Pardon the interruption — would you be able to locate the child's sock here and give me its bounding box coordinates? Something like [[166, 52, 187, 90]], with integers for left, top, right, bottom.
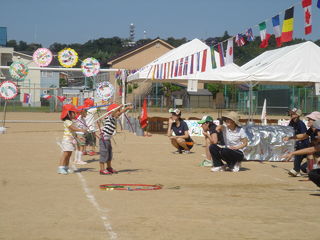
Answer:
[[74, 150, 79, 162], [78, 151, 83, 162]]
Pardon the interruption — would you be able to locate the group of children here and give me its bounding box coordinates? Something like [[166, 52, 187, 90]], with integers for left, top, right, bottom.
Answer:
[[58, 98, 132, 175]]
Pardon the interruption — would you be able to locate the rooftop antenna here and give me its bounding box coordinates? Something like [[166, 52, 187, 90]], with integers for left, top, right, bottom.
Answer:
[[143, 30, 147, 40]]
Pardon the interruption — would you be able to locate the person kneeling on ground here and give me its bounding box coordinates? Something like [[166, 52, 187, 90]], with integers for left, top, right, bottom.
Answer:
[[283, 120, 320, 188], [167, 108, 194, 154], [198, 115, 224, 164], [210, 111, 248, 172], [283, 111, 320, 176], [282, 108, 309, 177]]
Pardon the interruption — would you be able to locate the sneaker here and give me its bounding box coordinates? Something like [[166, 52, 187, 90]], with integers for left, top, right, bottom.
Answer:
[[107, 167, 118, 174], [288, 169, 301, 177], [89, 151, 96, 156], [231, 162, 241, 172], [100, 169, 112, 175], [65, 167, 74, 174], [183, 150, 191, 154], [173, 149, 182, 154], [211, 166, 225, 172], [57, 167, 68, 175]]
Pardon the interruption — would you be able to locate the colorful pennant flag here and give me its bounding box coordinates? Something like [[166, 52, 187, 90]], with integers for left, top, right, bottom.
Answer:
[[217, 43, 225, 67], [174, 60, 178, 77], [226, 39, 234, 65], [57, 96, 66, 102], [245, 28, 254, 41], [156, 64, 159, 79], [281, 6, 294, 43], [235, 34, 246, 47], [259, 21, 271, 48], [210, 46, 217, 69], [23, 93, 31, 104], [272, 15, 282, 47], [178, 58, 183, 76], [201, 49, 207, 72], [196, 52, 200, 71], [42, 94, 52, 100], [183, 56, 189, 75], [164, 63, 167, 79], [302, 0, 312, 35], [171, 61, 174, 78], [151, 65, 156, 80], [190, 54, 194, 74]]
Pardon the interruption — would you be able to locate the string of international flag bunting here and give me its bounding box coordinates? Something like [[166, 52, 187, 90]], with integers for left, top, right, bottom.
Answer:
[[147, 0, 317, 80]]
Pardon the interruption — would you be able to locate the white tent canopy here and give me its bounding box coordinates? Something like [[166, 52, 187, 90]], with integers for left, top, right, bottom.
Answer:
[[241, 41, 320, 84], [127, 38, 249, 83]]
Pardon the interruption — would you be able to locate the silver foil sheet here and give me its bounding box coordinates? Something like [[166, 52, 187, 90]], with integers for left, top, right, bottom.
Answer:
[[243, 125, 295, 161]]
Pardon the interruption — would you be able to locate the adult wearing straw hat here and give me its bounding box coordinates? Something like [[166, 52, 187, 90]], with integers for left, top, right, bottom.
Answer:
[[209, 111, 248, 172]]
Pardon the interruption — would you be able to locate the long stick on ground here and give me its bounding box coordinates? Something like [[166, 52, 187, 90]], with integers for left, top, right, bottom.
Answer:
[[93, 103, 133, 123]]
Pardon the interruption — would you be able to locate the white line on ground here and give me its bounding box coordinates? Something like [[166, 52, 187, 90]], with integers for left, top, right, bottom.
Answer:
[[72, 165, 118, 240]]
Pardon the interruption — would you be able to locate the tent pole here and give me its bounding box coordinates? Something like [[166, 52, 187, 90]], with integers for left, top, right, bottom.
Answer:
[[248, 83, 252, 121]]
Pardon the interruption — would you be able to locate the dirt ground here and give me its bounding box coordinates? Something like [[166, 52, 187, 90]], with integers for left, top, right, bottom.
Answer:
[[0, 112, 319, 240]]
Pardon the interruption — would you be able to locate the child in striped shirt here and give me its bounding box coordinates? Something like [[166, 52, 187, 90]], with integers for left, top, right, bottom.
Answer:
[[99, 103, 133, 175]]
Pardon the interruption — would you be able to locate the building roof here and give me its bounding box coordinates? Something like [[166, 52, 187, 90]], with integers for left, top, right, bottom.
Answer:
[[107, 38, 174, 65], [188, 89, 212, 96]]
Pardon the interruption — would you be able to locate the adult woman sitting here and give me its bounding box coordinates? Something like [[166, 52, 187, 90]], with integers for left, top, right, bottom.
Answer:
[[167, 108, 194, 154], [209, 111, 248, 172]]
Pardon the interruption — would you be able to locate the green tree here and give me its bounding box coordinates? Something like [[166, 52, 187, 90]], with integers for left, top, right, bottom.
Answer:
[[161, 83, 182, 107]]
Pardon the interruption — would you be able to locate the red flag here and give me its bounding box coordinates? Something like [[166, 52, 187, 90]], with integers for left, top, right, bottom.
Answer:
[[57, 96, 66, 102], [140, 98, 148, 129], [302, 0, 312, 35], [201, 49, 207, 72]]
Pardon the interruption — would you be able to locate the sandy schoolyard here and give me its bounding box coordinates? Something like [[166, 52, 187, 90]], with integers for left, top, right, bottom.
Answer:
[[0, 112, 319, 240]]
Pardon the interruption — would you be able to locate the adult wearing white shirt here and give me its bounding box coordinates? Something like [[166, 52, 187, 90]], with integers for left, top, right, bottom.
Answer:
[[210, 111, 248, 172]]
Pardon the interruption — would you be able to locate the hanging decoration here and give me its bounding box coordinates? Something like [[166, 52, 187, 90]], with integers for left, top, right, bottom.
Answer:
[[58, 48, 78, 68], [0, 81, 18, 100], [33, 48, 53, 67], [81, 57, 100, 77], [9, 61, 29, 81], [96, 81, 115, 101]]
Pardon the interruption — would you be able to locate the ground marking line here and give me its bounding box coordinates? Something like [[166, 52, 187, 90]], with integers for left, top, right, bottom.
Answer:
[[72, 165, 118, 240]]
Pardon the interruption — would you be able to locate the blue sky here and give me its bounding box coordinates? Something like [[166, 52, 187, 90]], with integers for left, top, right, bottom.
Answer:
[[0, 0, 319, 47]]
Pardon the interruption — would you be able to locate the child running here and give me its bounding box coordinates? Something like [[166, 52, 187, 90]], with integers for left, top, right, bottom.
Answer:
[[58, 104, 87, 175], [99, 103, 133, 175]]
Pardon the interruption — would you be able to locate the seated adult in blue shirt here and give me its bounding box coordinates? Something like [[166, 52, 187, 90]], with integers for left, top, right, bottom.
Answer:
[[167, 108, 194, 154], [283, 108, 309, 177]]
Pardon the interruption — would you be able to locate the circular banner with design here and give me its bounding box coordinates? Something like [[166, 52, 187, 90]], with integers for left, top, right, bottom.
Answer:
[[58, 48, 78, 68], [9, 61, 29, 80], [33, 48, 53, 67], [96, 81, 115, 101], [81, 57, 100, 77], [0, 81, 18, 100]]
